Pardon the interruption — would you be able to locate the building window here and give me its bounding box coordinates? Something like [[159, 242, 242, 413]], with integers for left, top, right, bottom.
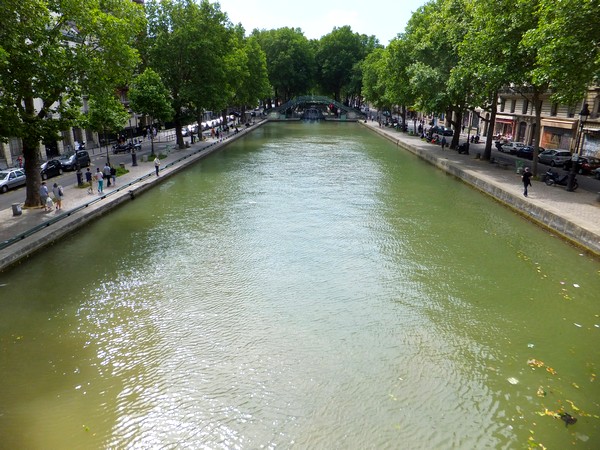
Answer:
[[522, 99, 529, 114], [510, 100, 516, 113], [550, 102, 558, 116], [567, 105, 575, 118], [500, 99, 506, 112]]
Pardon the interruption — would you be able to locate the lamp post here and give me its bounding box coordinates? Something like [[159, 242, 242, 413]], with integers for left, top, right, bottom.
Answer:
[[567, 103, 590, 192]]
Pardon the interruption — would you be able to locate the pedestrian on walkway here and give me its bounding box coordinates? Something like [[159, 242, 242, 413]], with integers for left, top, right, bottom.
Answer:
[[103, 162, 112, 187], [154, 156, 160, 176], [95, 168, 104, 193], [522, 167, 532, 197], [110, 165, 117, 186], [52, 182, 64, 211], [85, 168, 94, 193], [441, 136, 447, 150], [40, 182, 50, 210]]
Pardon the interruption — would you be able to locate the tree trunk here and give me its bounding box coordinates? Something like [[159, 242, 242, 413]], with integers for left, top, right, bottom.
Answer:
[[22, 96, 42, 208], [483, 91, 499, 161], [450, 108, 462, 149], [531, 90, 543, 176]]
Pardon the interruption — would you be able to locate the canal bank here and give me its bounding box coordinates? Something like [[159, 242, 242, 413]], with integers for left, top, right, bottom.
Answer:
[[1, 118, 599, 273], [361, 121, 600, 257], [0, 121, 267, 273]]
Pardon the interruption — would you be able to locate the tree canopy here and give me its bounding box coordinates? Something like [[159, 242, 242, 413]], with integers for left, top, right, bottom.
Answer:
[[0, 0, 144, 206]]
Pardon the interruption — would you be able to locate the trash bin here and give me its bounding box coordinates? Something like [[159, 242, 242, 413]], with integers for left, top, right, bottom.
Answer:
[[12, 203, 22, 216], [132, 153, 138, 166]]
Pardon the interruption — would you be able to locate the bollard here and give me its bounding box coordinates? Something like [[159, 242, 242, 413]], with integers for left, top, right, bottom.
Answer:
[[132, 152, 138, 166], [12, 203, 22, 216]]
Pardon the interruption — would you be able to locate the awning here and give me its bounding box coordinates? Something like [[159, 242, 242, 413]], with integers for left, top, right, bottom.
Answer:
[[541, 119, 576, 130]]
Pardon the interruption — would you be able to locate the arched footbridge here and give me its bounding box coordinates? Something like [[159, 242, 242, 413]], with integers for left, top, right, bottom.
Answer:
[[268, 96, 366, 121]]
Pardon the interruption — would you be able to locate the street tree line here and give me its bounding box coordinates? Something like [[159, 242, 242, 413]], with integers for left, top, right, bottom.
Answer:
[[1, 0, 598, 206], [361, 0, 600, 174]]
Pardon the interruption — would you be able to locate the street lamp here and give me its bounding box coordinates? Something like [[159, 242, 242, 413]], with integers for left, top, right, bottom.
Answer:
[[567, 103, 590, 192]]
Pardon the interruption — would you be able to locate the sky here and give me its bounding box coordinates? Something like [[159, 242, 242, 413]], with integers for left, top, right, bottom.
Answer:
[[215, 0, 429, 45]]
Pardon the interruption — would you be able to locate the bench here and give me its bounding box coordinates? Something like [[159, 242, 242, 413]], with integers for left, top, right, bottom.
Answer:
[[492, 156, 513, 169]]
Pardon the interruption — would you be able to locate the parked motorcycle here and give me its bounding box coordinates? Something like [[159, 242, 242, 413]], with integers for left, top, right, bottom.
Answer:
[[112, 142, 141, 154], [544, 169, 578, 190]]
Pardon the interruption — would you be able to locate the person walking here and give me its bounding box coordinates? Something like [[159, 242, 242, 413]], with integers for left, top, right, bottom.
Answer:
[[40, 182, 50, 211], [85, 168, 94, 194], [110, 165, 117, 186], [95, 168, 104, 193], [441, 136, 447, 150], [52, 182, 64, 211], [103, 162, 112, 187], [522, 167, 533, 197], [154, 156, 160, 176]]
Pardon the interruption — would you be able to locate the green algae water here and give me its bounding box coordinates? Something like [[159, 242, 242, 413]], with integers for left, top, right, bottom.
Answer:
[[0, 122, 599, 449]]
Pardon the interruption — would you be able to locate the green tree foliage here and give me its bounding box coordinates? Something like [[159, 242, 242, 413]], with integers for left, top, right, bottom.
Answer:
[[315, 26, 369, 102], [253, 28, 316, 103], [0, 0, 144, 206], [128, 68, 174, 155], [523, 0, 600, 106], [144, 0, 233, 148], [83, 94, 131, 162]]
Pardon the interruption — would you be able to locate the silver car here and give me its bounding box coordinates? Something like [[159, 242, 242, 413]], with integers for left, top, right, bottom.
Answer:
[[537, 149, 572, 167], [0, 168, 27, 193]]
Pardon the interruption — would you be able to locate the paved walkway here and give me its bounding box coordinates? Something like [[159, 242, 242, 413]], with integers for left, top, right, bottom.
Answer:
[[1, 119, 599, 272], [361, 120, 600, 256]]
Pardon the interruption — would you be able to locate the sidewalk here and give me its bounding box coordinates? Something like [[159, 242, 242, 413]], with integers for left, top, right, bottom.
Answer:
[[0, 123, 263, 272], [362, 120, 600, 256]]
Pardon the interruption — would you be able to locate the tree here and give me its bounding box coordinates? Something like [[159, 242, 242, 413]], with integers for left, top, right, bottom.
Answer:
[[524, 0, 600, 106], [253, 27, 316, 103], [144, 0, 233, 149], [0, 0, 144, 207], [315, 26, 366, 102], [82, 94, 131, 165], [128, 68, 174, 156]]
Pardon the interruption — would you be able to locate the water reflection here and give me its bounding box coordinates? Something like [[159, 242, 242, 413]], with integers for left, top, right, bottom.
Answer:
[[0, 122, 598, 449]]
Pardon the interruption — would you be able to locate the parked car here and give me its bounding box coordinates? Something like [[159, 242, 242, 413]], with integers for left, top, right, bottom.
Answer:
[[429, 125, 453, 136], [499, 141, 526, 154], [40, 159, 63, 180], [581, 156, 600, 174], [0, 168, 26, 193], [516, 146, 545, 160], [59, 150, 91, 171], [537, 149, 572, 167], [594, 167, 600, 180]]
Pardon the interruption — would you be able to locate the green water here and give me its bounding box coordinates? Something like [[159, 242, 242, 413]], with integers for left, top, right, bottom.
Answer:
[[1, 122, 599, 449]]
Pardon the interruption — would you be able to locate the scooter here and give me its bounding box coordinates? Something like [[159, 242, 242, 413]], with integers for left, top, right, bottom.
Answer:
[[544, 169, 578, 190]]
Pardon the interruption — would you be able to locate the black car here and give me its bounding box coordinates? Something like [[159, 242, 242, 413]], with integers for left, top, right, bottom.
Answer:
[[60, 150, 91, 171], [429, 125, 453, 136], [515, 146, 545, 160], [40, 159, 63, 180]]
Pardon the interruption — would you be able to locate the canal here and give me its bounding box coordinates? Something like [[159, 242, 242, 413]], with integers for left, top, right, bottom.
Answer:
[[1, 122, 599, 449]]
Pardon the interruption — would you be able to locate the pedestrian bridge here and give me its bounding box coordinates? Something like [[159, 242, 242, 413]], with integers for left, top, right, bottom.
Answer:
[[268, 96, 365, 121]]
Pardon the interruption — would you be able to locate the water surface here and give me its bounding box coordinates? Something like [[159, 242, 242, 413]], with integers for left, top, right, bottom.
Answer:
[[1, 122, 599, 449]]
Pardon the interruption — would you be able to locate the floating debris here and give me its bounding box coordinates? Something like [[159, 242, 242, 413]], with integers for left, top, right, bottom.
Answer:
[[573, 284, 580, 288], [560, 412, 577, 427], [528, 343, 535, 348], [507, 377, 519, 385], [536, 386, 546, 397], [574, 323, 582, 328]]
